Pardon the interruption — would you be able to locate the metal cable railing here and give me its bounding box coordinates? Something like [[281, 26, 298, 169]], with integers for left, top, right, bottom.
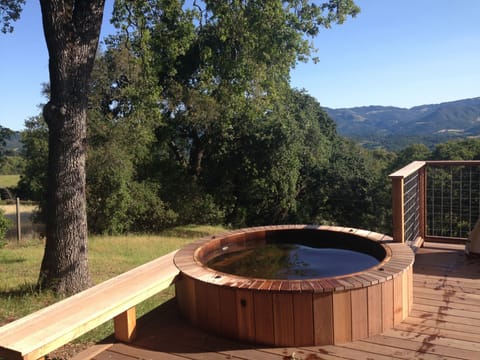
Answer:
[[390, 161, 480, 245], [427, 164, 480, 240], [403, 171, 420, 246]]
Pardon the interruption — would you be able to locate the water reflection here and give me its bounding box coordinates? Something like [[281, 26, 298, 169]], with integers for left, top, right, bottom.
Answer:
[[207, 243, 379, 279]]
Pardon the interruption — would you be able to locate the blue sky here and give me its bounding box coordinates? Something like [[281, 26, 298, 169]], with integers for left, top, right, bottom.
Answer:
[[1, 0, 479, 131]]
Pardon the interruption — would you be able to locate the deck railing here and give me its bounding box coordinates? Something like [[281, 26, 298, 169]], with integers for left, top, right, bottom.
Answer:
[[389, 160, 480, 247]]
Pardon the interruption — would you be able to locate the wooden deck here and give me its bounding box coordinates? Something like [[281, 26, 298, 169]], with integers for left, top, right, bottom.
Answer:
[[76, 242, 480, 360]]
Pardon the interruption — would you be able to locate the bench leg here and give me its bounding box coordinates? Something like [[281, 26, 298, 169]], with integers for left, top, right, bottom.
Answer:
[[114, 307, 136, 342]]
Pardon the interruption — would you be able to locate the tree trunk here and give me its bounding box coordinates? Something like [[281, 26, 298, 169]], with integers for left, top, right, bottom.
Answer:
[[38, 0, 105, 295]]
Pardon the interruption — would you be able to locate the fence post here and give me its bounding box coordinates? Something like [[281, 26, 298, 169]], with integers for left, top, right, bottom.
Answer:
[[16, 197, 21, 243]]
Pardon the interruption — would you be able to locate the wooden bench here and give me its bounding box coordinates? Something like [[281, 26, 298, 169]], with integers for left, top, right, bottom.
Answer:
[[0, 250, 179, 360]]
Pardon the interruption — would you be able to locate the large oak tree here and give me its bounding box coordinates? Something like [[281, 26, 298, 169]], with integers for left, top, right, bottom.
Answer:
[[2, 0, 106, 294], [37, 0, 106, 294]]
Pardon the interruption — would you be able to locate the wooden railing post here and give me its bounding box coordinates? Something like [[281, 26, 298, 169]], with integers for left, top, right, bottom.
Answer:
[[418, 166, 426, 240], [391, 176, 405, 243], [389, 161, 427, 244]]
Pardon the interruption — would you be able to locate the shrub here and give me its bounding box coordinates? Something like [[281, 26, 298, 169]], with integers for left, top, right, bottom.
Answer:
[[0, 209, 12, 246]]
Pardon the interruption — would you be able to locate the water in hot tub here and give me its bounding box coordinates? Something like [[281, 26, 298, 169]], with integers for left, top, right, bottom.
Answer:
[[207, 243, 380, 279]]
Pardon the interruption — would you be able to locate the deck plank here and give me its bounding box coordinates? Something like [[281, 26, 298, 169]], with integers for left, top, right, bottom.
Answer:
[[403, 315, 480, 334], [342, 339, 459, 360], [363, 333, 480, 359], [366, 329, 480, 359], [74, 242, 480, 360]]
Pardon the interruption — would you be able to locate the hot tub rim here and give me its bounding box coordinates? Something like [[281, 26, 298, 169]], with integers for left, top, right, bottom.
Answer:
[[173, 224, 414, 294]]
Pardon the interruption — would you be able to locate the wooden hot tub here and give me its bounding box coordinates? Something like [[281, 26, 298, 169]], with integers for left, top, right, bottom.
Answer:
[[174, 225, 414, 346]]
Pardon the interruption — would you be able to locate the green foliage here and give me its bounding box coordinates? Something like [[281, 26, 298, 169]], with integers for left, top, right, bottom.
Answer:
[[217, 103, 303, 226], [0, 126, 12, 145], [132, 1, 358, 227], [86, 142, 178, 234], [0, 156, 24, 175], [0, 0, 24, 33], [432, 138, 480, 160], [86, 37, 177, 234], [0, 127, 24, 175], [0, 125, 13, 168], [315, 140, 376, 227], [126, 181, 178, 232], [16, 116, 48, 203], [86, 143, 135, 234], [0, 209, 11, 245], [388, 143, 432, 173]]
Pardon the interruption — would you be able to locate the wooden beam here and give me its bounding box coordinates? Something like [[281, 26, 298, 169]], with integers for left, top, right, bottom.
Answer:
[[389, 161, 426, 179], [391, 177, 405, 243], [114, 307, 136, 342]]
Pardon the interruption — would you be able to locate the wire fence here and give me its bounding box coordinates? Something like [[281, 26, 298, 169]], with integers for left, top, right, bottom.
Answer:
[[403, 171, 421, 246], [427, 164, 480, 239]]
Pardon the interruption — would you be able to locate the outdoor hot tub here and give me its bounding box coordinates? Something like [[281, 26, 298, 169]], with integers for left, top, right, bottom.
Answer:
[[174, 225, 414, 346]]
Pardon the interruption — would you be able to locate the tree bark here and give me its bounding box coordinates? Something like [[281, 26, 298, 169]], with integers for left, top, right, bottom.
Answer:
[[38, 0, 105, 295]]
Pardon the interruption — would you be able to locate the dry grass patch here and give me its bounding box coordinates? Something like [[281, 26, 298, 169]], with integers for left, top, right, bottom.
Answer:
[[1, 204, 39, 216], [88, 225, 224, 281], [0, 204, 44, 241], [0, 175, 20, 188]]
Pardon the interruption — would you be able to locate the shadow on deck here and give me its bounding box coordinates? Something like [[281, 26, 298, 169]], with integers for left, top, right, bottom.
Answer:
[[77, 242, 480, 360]]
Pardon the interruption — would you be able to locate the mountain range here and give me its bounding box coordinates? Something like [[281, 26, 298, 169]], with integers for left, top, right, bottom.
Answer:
[[3, 98, 480, 153], [324, 97, 480, 150]]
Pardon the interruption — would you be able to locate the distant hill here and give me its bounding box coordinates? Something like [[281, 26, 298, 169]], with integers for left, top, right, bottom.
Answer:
[[4, 97, 480, 153], [324, 97, 480, 150], [4, 131, 22, 154]]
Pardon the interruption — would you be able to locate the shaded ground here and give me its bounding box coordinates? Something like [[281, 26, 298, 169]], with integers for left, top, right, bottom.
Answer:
[[46, 343, 95, 360]]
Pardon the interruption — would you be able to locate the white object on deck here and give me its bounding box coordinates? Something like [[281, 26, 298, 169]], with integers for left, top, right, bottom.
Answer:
[[466, 218, 480, 255]]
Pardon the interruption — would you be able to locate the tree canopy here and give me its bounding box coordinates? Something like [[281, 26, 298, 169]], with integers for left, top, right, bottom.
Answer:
[[7, 0, 365, 294]]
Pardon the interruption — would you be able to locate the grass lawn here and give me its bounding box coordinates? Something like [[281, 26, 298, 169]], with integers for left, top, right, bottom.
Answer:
[[0, 225, 226, 344], [0, 175, 20, 188]]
